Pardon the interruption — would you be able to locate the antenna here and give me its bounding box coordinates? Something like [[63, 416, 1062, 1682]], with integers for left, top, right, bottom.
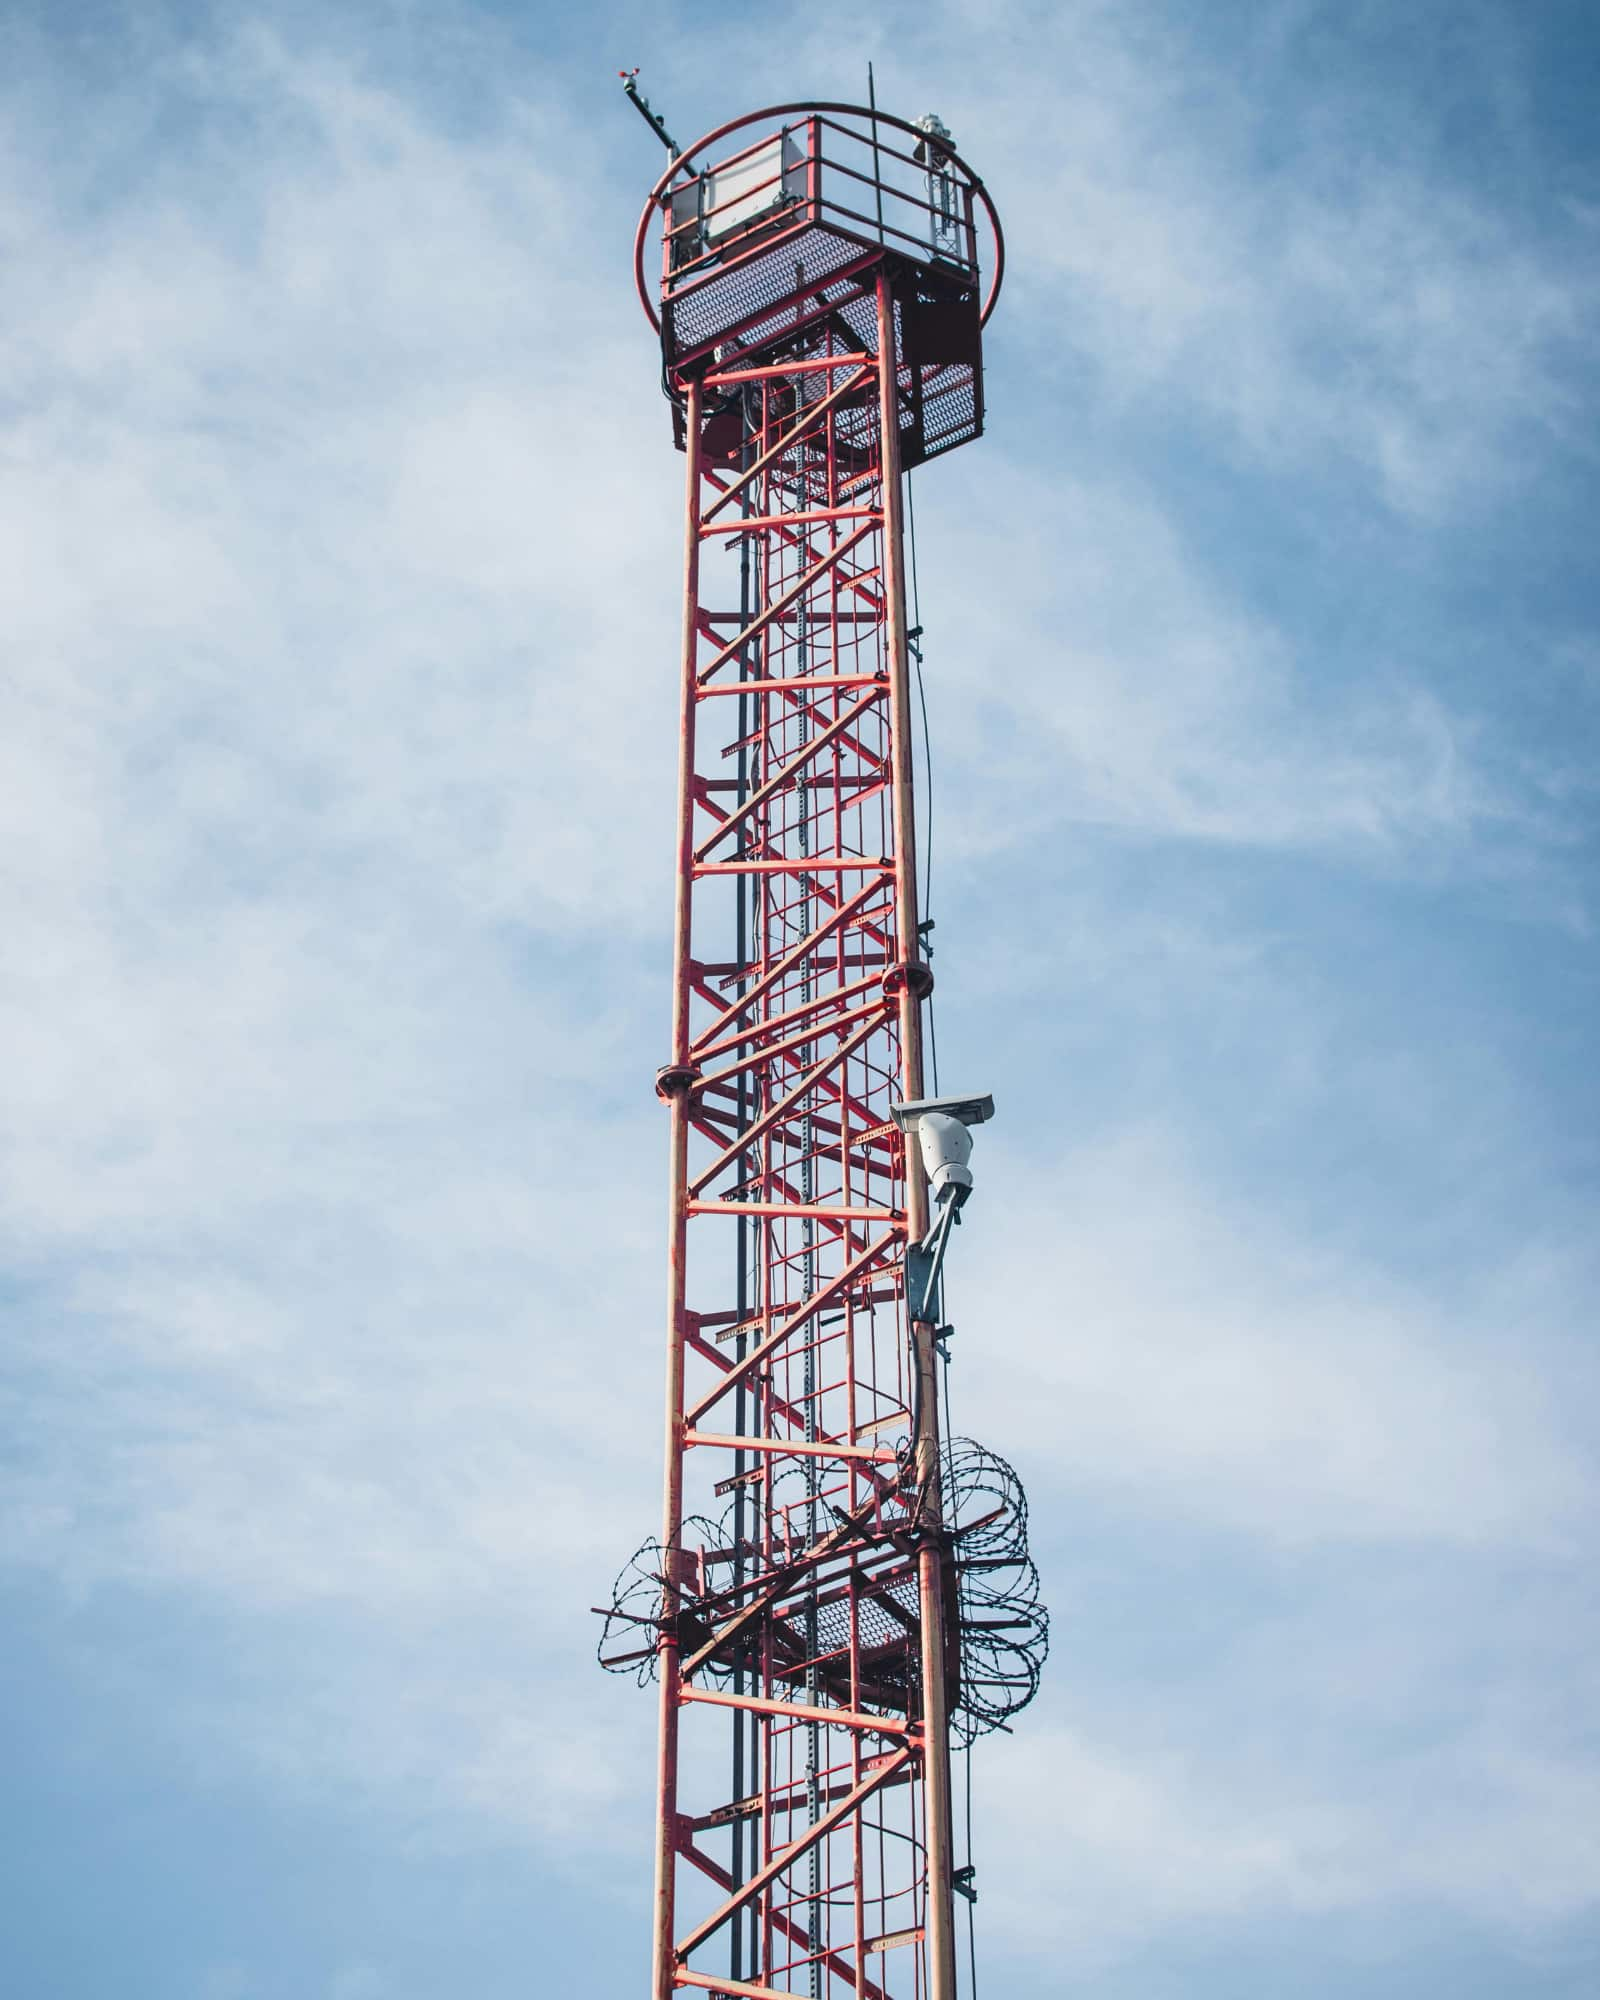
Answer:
[[867, 61, 887, 242], [618, 68, 694, 173]]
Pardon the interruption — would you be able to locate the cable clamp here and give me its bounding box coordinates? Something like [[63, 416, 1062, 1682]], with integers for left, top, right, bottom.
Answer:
[[881, 961, 935, 1002], [654, 1062, 702, 1103]]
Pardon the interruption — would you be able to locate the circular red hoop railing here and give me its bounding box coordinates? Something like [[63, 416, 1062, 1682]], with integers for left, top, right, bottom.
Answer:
[[633, 100, 1005, 341]]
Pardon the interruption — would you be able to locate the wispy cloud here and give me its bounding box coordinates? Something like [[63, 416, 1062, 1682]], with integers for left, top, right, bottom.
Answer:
[[0, 6, 1594, 1995], [961, 1129, 1594, 1549], [924, 457, 1532, 865], [931, 0, 1596, 516]]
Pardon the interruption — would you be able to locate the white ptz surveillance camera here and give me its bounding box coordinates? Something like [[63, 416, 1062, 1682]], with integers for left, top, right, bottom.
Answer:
[[912, 111, 955, 166], [890, 1094, 995, 1208], [916, 1113, 975, 1205]]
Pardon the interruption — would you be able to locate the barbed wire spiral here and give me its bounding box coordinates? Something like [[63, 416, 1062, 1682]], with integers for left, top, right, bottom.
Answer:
[[596, 1437, 1046, 1741], [943, 1437, 1049, 1744], [595, 1510, 722, 1687]]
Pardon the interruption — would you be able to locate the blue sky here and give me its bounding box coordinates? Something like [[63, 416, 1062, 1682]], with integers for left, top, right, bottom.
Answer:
[[1, 2, 1596, 1996]]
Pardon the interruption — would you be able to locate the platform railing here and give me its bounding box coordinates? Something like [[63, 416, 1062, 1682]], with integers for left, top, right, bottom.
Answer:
[[660, 111, 980, 300]]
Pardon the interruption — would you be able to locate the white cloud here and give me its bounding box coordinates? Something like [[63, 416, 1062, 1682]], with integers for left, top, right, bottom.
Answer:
[[958, 1130, 1594, 1550], [975, 1724, 1358, 1951], [0, 10, 1592, 1990], [928, 0, 1595, 515], [0, 25, 670, 1857], [973, 1710, 1600, 1963], [923, 457, 1522, 865], [329, 1969, 384, 2000], [934, 1120, 1600, 1964], [201, 1969, 255, 2000]]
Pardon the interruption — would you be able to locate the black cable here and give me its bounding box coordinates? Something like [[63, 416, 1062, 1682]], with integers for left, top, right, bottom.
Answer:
[[906, 469, 940, 1093], [907, 463, 923, 627], [964, 1736, 979, 1998], [913, 460, 967, 1984], [940, 1319, 980, 1995]]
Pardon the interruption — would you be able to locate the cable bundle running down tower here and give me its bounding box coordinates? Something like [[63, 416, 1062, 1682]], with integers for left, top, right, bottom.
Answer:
[[600, 95, 1044, 2000]]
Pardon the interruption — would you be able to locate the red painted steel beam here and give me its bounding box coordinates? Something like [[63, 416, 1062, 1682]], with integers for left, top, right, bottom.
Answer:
[[678, 1842, 895, 2000], [682, 1685, 915, 1740], [683, 1432, 900, 1465], [673, 1749, 913, 1962]]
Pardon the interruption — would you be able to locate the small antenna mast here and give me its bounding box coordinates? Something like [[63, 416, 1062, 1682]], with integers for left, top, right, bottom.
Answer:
[[867, 61, 887, 244], [619, 69, 696, 174]]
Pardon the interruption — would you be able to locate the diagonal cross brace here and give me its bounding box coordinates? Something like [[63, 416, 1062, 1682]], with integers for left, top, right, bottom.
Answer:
[[674, 1747, 913, 1966], [695, 524, 876, 687], [686, 1010, 886, 1198], [697, 995, 881, 1096], [693, 684, 887, 863], [693, 971, 880, 1067], [676, 1843, 894, 2000], [683, 1228, 900, 1429], [688, 874, 892, 1063], [701, 365, 872, 524]]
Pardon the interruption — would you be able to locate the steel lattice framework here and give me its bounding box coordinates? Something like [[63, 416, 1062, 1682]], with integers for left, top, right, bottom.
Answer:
[[599, 102, 1037, 2000]]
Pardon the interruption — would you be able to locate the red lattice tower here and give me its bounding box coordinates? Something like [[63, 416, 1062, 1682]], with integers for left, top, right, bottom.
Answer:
[[600, 101, 1038, 2000]]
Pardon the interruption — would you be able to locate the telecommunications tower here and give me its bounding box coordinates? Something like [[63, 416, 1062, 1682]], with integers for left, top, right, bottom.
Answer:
[[599, 93, 1047, 2000]]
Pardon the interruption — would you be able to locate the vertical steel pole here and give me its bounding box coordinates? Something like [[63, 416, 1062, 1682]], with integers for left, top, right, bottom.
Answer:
[[911, 1314, 957, 1997], [730, 395, 755, 1994], [875, 272, 924, 993], [875, 267, 959, 2000], [654, 373, 704, 2000]]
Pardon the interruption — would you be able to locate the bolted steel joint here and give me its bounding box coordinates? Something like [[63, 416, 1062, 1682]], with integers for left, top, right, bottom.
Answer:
[[654, 1061, 702, 1103], [881, 960, 935, 1002]]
